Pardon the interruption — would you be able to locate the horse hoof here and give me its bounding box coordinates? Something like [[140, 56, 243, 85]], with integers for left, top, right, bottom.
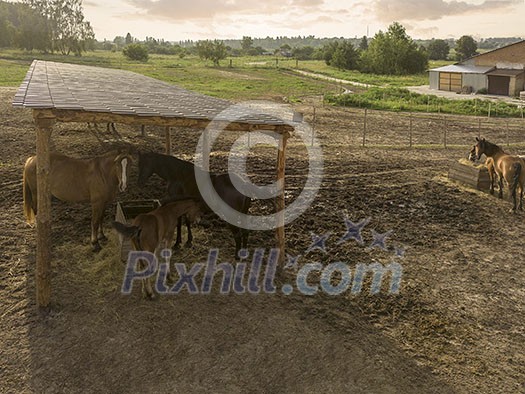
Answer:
[[144, 291, 157, 300], [185, 242, 193, 249], [171, 243, 181, 250], [98, 234, 108, 242], [92, 243, 102, 253]]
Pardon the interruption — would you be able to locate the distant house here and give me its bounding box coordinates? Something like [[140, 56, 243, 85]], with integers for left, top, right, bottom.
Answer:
[[429, 40, 525, 96]]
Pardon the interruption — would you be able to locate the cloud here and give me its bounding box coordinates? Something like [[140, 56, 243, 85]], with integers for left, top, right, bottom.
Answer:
[[124, 0, 325, 21], [372, 0, 521, 22]]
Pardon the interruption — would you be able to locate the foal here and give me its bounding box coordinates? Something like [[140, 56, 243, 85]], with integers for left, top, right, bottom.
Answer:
[[469, 145, 498, 195], [113, 198, 206, 298]]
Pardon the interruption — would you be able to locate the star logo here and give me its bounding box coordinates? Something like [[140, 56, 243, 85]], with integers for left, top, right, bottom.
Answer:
[[338, 216, 371, 245], [285, 254, 301, 269], [369, 229, 393, 251], [305, 232, 331, 254], [394, 246, 406, 258]]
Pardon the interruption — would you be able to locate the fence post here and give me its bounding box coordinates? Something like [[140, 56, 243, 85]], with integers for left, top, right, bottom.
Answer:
[[488, 102, 491, 118], [506, 121, 510, 147], [311, 106, 316, 147], [362, 108, 367, 147], [478, 118, 481, 138], [443, 115, 447, 148], [409, 112, 413, 148]]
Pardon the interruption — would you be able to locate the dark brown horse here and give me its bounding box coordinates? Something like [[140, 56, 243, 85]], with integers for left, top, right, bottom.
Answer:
[[137, 151, 251, 255], [23, 150, 132, 251], [113, 198, 206, 298], [473, 138, 524, 211]]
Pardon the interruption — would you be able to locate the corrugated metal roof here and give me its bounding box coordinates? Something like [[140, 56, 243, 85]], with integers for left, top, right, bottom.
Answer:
[[12, 60, 290, 129], [429, 64, 495, 74], [486, 69, 525, 77]]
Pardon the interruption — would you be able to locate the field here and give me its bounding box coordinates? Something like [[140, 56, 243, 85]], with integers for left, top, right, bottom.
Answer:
[[1, 75, 525, 393]]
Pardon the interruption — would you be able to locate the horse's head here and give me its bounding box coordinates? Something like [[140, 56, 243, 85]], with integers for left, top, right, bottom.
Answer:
[[115, 153, 132, 192], [137, 151, 154, 187], [474, 137, 488, 160]]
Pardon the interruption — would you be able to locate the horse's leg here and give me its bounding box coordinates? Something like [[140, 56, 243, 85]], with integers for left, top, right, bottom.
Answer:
[[172, 217, 182, 249], [231, 225, 242, 259], [498, 176, 504, 199], [97, 204, 108, 242], [519, 185, 523, 211], [91, 202, 105, 252], [185, 217, 193, 248], [489, 169, 494, 195]]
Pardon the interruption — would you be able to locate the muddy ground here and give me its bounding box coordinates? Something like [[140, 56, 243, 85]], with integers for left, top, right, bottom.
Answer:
[[1, 86, 524, 393]]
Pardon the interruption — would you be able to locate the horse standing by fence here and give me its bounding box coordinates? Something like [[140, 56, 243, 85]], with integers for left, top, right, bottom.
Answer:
[[23, 150, 132, 251], [137, 151, 251, 255], [473, 137, 524, 211]]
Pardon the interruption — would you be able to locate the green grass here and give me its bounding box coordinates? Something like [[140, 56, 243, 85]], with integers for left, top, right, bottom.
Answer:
[[0, 49, 334, 101], [326, 86, 524, 118]]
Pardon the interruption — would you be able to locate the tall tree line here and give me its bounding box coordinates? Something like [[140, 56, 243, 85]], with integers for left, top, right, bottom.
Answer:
[[0, 0, 94, 55]]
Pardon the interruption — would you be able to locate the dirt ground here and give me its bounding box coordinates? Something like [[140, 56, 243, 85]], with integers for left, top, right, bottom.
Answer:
[[1, 86, 524, 393]]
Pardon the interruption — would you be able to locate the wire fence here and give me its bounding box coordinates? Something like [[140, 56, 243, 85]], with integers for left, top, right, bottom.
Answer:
[[306, 105, 525, 149]]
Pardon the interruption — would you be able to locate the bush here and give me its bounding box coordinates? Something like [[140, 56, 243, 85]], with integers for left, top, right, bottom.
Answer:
[[122, 43, 149, 61]]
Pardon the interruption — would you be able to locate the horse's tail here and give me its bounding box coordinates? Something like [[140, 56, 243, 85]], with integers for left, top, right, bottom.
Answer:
[[23, 159, 35, 224], [512, 161, 522, 195], [112, 221, 140, 239]]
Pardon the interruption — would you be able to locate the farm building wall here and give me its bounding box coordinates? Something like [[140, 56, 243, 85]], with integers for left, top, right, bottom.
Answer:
[[462, 73, 487, 92], [429, 71, 439, 89], [469, 40, 525, 69], [510, 74, 525, 96]]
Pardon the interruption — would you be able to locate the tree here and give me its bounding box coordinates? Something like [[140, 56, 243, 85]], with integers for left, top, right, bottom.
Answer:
[[123, 43, 149, 61], [322, 41, 340, 65], [0, 1, 50, 51], [455, 35, 477, 61], [23, 0, 95, 55], [241, 36, 253, 54], [331, 41, 359, 70], [427, 39, 450, 60], [125, 32, 133, 45], [196, 40, 227, 66], [359, 36, 368, 51], [360, 22, 428, 75], [292, 46, 315, 60]]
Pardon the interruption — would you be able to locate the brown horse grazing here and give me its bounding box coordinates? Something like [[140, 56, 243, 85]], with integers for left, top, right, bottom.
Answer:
[[112, 198, 206, 298], [469, 145, 498, 195], [23, 151, 132, 251], [473, 137, 524, 211]]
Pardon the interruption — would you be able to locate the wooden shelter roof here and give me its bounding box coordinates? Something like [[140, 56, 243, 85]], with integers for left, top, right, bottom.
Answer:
[[13, 60, 293, 133]]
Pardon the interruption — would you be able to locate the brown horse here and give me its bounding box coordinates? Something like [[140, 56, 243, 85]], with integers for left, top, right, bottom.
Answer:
[[23, 150, 132, 251], [112, 198, 206, 298], [473, 137, 524, 211], [468, 145, 498, 195]]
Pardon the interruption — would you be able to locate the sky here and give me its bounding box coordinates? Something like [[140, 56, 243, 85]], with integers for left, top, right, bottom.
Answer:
[[77, 0, 525, 41]]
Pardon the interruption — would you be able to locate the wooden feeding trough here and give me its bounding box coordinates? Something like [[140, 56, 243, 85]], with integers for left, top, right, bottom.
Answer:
[[115, 200, 160, 261], [448, 159, 491, 191]]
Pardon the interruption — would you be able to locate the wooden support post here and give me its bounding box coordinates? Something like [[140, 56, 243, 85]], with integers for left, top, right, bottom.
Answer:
[[202, 129, 210, 171], [165, 127, 171, 155], [276, 134, 288, 265], [34, 111, 55, 308]]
